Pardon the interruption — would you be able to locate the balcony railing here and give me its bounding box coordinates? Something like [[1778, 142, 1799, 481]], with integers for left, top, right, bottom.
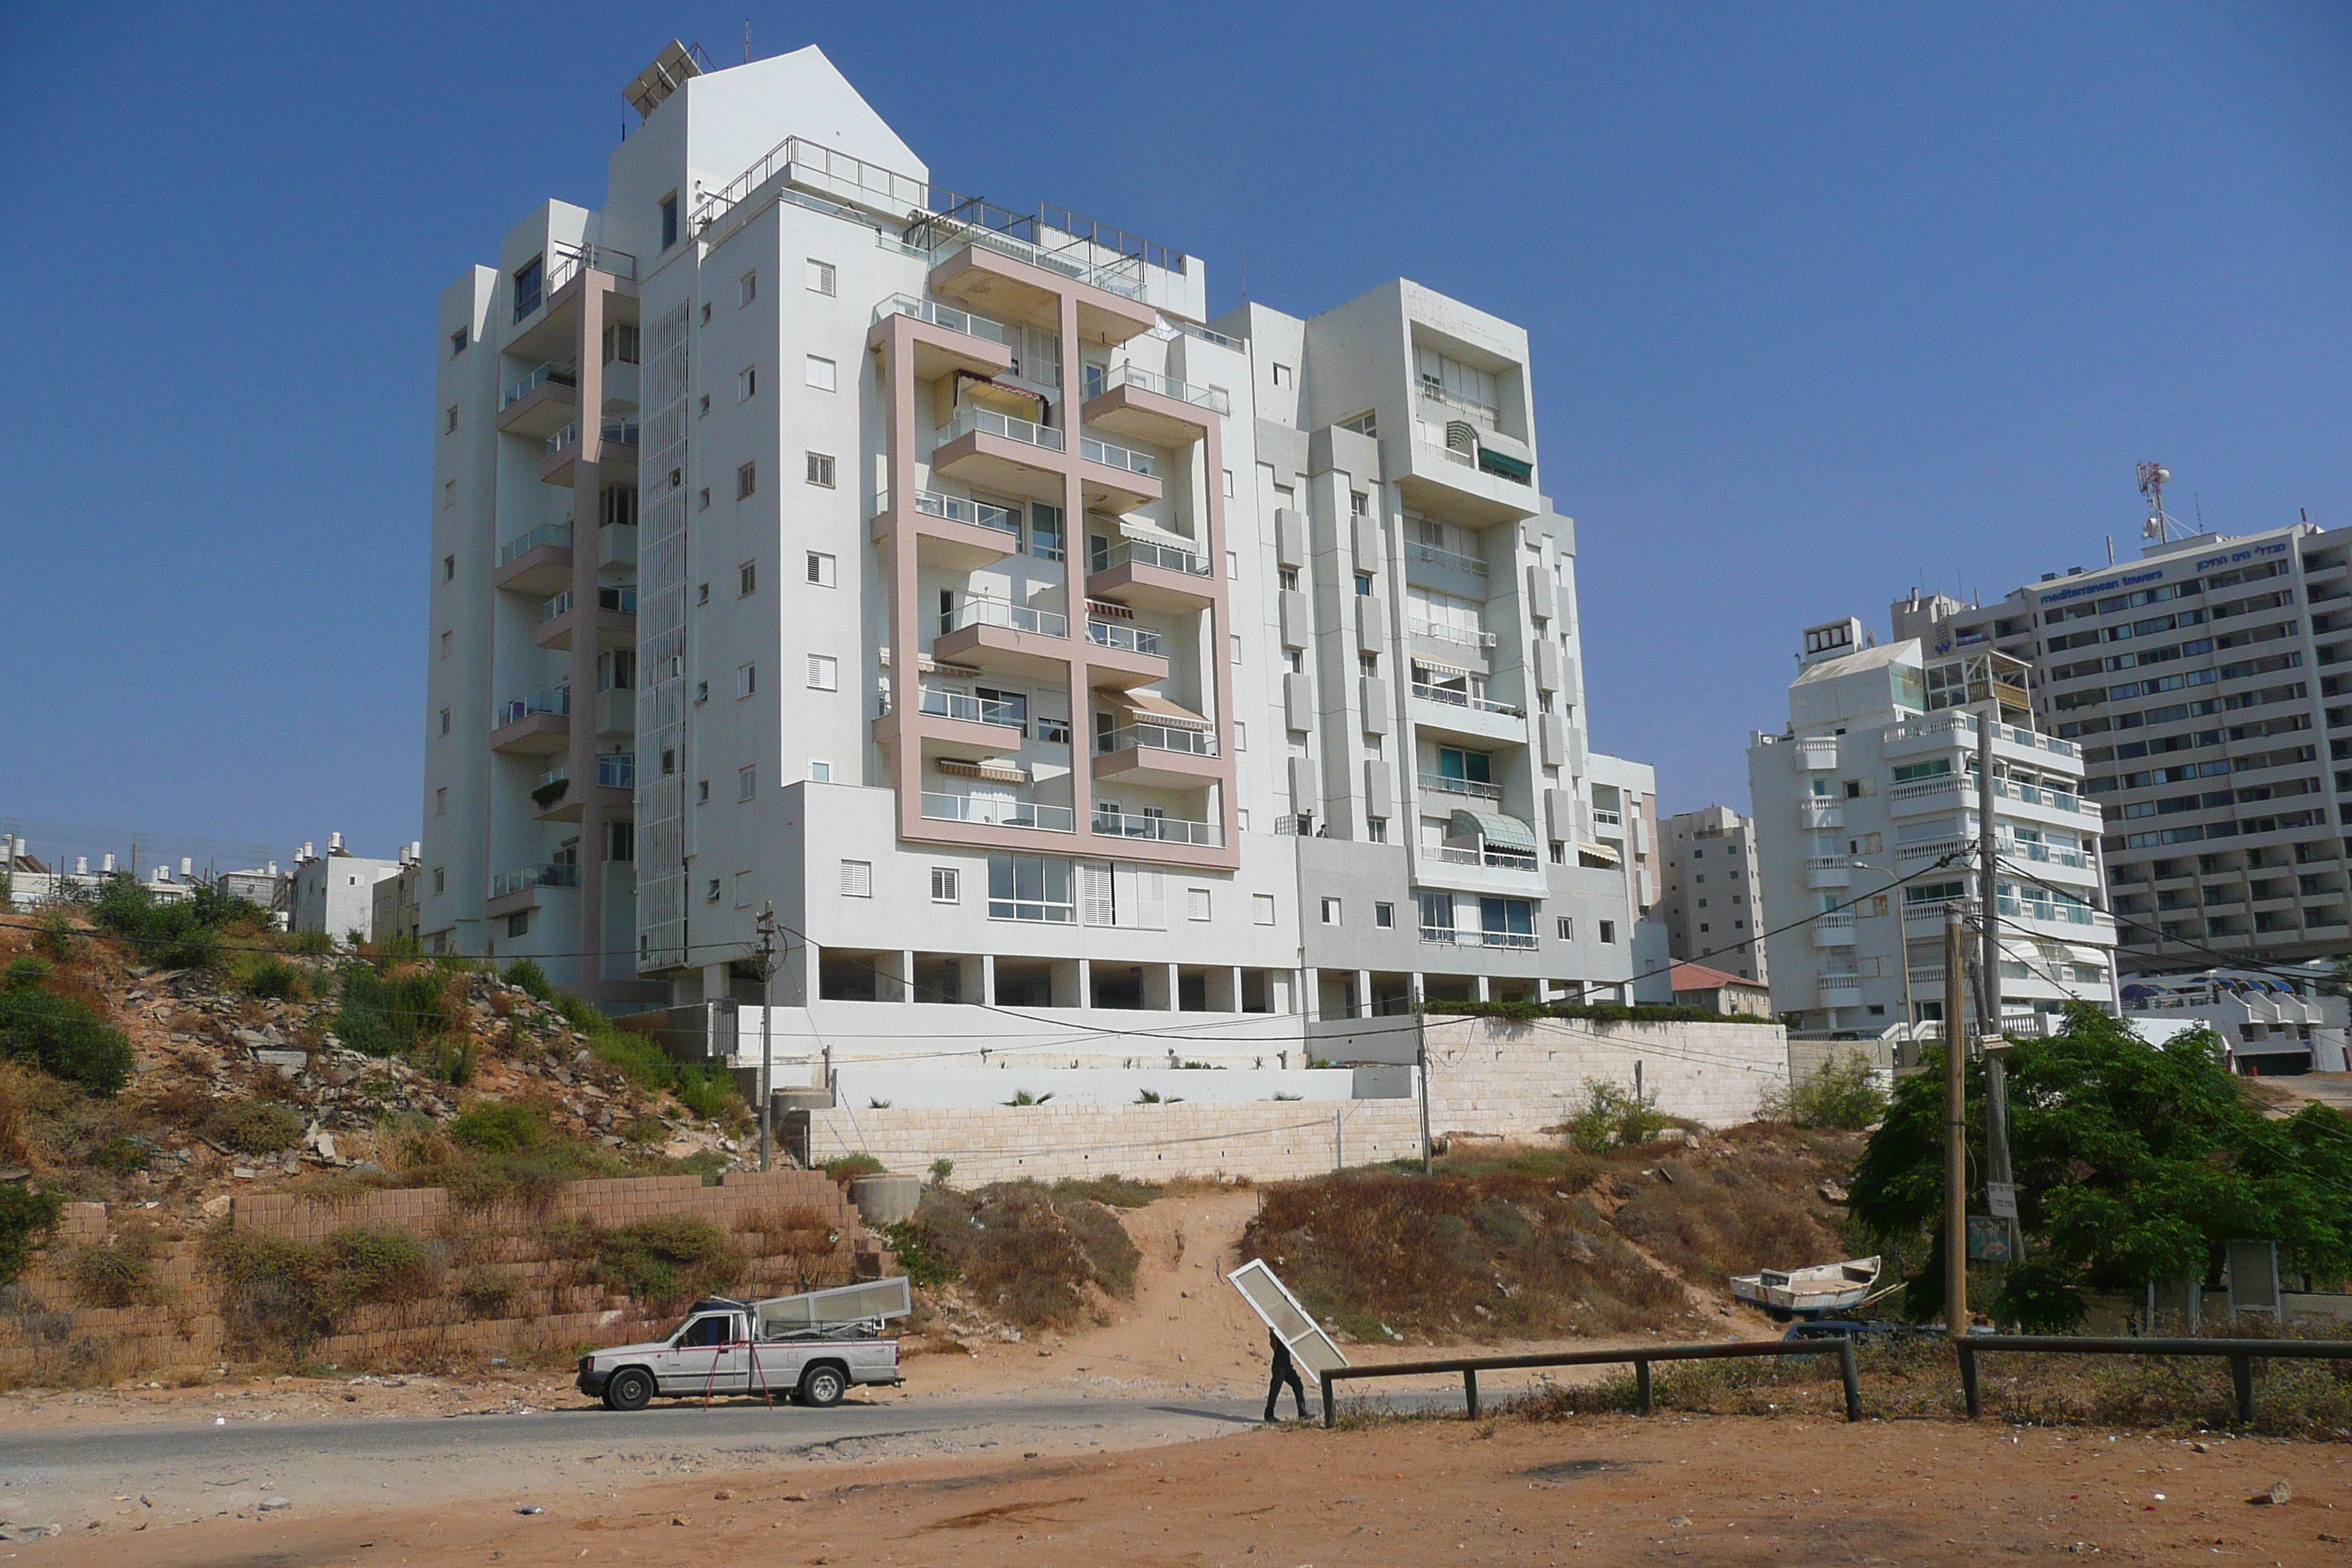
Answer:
[[1411, 681, 1523, 717], [1083, 362, 1232, 415], [1407, 617, 1496, 649], [919, 793, 1074, 832], [1419, 772, 1503, 803], [2005, 840, 2090, 869], [911, 489, 1019, 537], [502, 362, 578, 407], [495, 685, 570, 728], [1420, 926, 1538, 949], [1591, 808, 1623, 827], [497, 524, 573, 566], [1090, 537, 1211, 577], [490, 862, 580, 899], [541, 591, 572, 623], [549, 242, 637, 289], [1997, 894, 2099, 927], [1993, 777, 2093, 817], [919, 687, 1026, 730], [874, 293, 1012, 347], [597, 752, 636, 788], [603, 418, 640, 446], [939, 598, 1068, 638], [939, 405, 1066, 453], [1079, 436, 1156, 477], [1409, 541, 1488, 575], [1417, 379, 1501, 425], [1092, 811, 1224, 846], [1433, 845, 1537, 871], [1086, 619, 1163, 656], [1096, 723, 1217, 758]]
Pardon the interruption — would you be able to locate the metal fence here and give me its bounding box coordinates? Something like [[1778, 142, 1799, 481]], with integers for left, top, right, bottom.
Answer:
[[1955, 1334, 2352, 1423], [1317, 1338, 1862, 1427]]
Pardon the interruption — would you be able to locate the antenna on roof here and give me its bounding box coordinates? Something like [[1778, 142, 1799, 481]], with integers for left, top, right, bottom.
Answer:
[[2137, 461, 2186, 543], [744, 19, 752, 64]]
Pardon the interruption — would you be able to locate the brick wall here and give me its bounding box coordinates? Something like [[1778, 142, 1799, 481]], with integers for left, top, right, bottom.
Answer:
[[1422, 1014, 1790, 1137], [804, 1098, 1425, 1185]]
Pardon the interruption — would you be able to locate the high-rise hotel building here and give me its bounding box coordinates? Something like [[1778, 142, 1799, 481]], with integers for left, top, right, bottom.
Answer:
[[419, 43, 1656, 1042]]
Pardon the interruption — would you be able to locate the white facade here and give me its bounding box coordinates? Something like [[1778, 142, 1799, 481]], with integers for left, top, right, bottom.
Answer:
[[418, 43, 1658, 1070], [1748, 617, 2120, 1038], [1658, 805, 1768, 985], [290, 837, 406, 943], [2124, 964, 2350, 1075], [1891, 522, 2351, 972]]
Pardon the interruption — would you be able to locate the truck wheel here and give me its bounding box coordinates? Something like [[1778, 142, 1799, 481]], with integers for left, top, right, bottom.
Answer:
[[798, 1365, 847, 1409], [606, 1367, 655, 1412]]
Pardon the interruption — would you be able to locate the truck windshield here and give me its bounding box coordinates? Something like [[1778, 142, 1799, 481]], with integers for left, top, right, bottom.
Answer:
[[678, 1315, 734, 1348]]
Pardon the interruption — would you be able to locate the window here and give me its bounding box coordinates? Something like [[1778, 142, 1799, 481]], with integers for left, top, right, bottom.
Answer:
[[805, 355, 836, 391], [444, 404, 458, 434], [1237, 808, 1251, 832], [512, 255, 543, 320], [508, 911, 531, 938], [1273, 363, 1293, 388], [698, 393, 710, 418], [694, 680, 709, 704], [931, 867, 960, 903], [736, 663, 757, 698], [1254, 893, 1277, 925], [988, 853, 1074, 922], [697, 487, 711, 510], [1284, 649, 1305, 674], [1278, 567, 1300, 592], [432, 867, 445, 895], [1028, 503, 1064, 562], [739, 560, 757, 597], [1351, 490, 1370, 516], [1366, 817, 1388, 843], [805, 451, 835, 488], [1356, 573, 1373, 596], [699, 301, 712, 325], [603, 322, 638, 364], [706, 878, 722, 902], [737, 366, 757, 401], [441, 553, 456, 583], [840, 859, 872, 898], [438, 630, 451, 661], [736, 462, 757, 500], [697, 582, 711, 605], [1550, 840, 1567, 865], [1232, 634, 1243, 664], [660, 747, 676, 775], [1223, 469, 1236, 497], [442, 480, 456, 509], [806, 258, 835, 295], [605, 821, 634, 862], [807, 655, 839, 690], [808, 761, 832, 783], [1188, 887, 1212, 921], [806, 551, 836, 586], [659, 192, 678, 250], [1321, 897, 1342, 925], [738, 766, 757, 802], [434, 787, 447, 817], [437, 707, 451, 736], [734, 872, 752, 908], [1598, 919, 1616, 945], [1234, 721, 1247, 750], [697, 780, 710, 803], [1374, 902, 1395, 929], [449, 328, 468, 358], [1556, 916, 1574, 941], [739, 271, 758, 306]]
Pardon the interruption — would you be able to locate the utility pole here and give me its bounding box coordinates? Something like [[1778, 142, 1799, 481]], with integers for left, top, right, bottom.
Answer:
[[1943, 900, 1970, 1337], [1978, 699, 2019, 1267], [754, 904, 778, 1172]]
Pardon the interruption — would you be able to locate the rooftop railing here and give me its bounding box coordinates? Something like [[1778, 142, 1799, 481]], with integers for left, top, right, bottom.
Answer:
[[1083, 362, 1231, 415], [938, 405, 1066, 453], [1092, 811, 1223, 847], [873, 293, 1012, 347], [939, 598, 1068, 638]]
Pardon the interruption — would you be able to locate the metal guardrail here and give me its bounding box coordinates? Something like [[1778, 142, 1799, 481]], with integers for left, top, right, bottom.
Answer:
[[1319, 1338, 1862, 1428], [1955, 1335, 2352, 1424]]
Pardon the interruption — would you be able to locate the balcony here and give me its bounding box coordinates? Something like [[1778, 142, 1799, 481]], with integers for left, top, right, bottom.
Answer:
[[878, 488, 1023, 568], [931, 406, 1068, 504], [1398, 431, 1542, 527], [1420, 926, 1539, 951], [919, 793, 1075, 833], [1805, 856, 1853, 888], [1091, 810, 1224, 848], [920, 687, 1028, 732], [492, 523, 573, 595], [932, 597, 1071, 679], [1431, 845, 1541, 872], [927, 233, 1158, 346], [495, 362, 578, 438], [489, 685, 570, 755], [1799, 798, 1845, 828], [540, 418, 641, 487], [535, 584, 637, 652], [870, 294, 1017, 381], [1077, 434, 1162, 510], [1419, 772, 1504, 804], [1408, 618, 1497, 652], [1081, 363, 1226, 445], [488, 861, 580, 916], [1406, 540, 1489, 579], [1086, 536, 1216, 614], [1795, 738, 1839, 771], [1813, 913, 1858, 947], [1082, 611, 1170, 690], [1409, 674, 1526, 745], [1093, 721, 1222, 789]]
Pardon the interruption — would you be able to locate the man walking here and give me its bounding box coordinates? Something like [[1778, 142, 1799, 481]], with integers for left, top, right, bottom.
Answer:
[[1263, 1327, 1309, 1422]]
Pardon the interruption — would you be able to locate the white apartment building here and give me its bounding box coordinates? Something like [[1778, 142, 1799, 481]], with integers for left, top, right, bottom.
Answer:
[[289, 834, 409, 943], [1891, 521, 2352, 973], [418, 42, 1656, 1061], [1658, 805, 1768, 986], [1749, 618, 2120, 1038], [2122, 964, 2350, 1076]]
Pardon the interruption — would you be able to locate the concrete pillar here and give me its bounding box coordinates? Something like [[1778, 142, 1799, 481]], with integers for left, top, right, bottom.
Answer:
[[700, 962, 730, 1006], [1355, 969, 1374, 1019], [979, 952, 998, 1006], [1474, 974, 1492, 1002], [1208, 965, 1240, 1012], [1142, 962, 1177, 1012], [1302, 968, 1322, 1019], [1074, 957, 1093, 1009], [899, 949, 917, 1003]]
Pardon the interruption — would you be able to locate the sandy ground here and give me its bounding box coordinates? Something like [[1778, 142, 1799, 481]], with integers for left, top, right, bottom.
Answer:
[[18, 1413, 2352, 1567]]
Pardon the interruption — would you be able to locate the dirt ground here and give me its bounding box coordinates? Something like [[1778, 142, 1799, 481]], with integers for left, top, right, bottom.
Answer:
[[23, 1413, 2352, 1567]]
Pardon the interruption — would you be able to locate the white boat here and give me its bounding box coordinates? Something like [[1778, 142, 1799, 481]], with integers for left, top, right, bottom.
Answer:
[[1730, 1255, 1882, 1317]]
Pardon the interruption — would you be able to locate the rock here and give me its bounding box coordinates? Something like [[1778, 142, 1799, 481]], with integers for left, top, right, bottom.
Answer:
[[257, 1496, 291, 1512], [514, 1505, 545, 1515], [230, 1167, 257, 1180], [201, 1194, 233, 1218], [0, 1523, 61, 1542], [712, 1490, 733, 1501], [2248, 1482, 2292, 1506], [1818, 1181, 1850, 1203]]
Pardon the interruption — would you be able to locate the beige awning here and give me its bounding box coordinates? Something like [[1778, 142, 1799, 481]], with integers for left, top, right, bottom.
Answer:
[[960, 374, 1047, 418], [1115, 690, 1213, 731], [1578, 840, 1623, 867], [935, 758, 1028, 783], [1411, 657, 1472, 680]]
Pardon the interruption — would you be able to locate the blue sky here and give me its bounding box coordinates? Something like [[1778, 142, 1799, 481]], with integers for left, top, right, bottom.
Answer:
[[3, 1, 2347, 856]]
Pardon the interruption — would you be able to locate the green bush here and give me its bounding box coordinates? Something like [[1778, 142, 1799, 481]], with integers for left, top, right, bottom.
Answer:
[[333, 965, 460, 1056], [0, 1186, 64, 1289], [824, 1153, 884, 1183], [502, 959, 554, 1000], [456, 1264, 519, 1317], [205, 1229, 334, 1351], [672, 1065, 745, 1123], [324, 1225, 437, 1304], [549, 991, 677, 1090], [1561, 1079, 1673, 1153], [87, 878, 265, 970], [0, 959, 133, 1096], [71, 1228, 166, 1308], [448, 1101, 551, 1154], [592, 1215, 737, 1305], [1760, 1051, 1888, 1131], [234, 954, 306, 1002], [208, 1101, 303, 1155], [879, 1219, 958, 1288]]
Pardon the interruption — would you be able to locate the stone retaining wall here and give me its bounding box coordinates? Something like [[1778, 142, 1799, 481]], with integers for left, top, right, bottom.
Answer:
[[1421, 1014, 1790, 1137]]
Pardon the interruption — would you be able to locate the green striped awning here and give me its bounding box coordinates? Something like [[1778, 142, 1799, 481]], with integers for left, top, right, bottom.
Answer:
[[1450, 809, 1538, 853], [1477, 448, 1532, 480]]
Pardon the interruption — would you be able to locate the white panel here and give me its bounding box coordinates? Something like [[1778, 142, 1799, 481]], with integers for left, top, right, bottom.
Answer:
[[1226, 1259, 1349, 1377], [1080, 861, 1115, 927]]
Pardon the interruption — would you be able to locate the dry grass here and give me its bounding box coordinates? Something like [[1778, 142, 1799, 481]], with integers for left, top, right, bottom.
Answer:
[[909, 1181, 1143, 1330]]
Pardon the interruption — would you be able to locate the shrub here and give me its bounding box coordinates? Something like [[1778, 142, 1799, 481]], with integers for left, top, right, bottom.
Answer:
[[905, 1183, 1140, 1329], [0, 960, 133, 1096], [1759, 1052, 1887, 1131], [927, 1158, 954, 1186], [1561, 1080, 1672, 1153], [825, 1153, 884, 1184], [549, 992, 677, 1090], [208, 1101, 303, 1155], [502, 959, 554, 1000], [592, 1216, 737, 1305], [880, 1220, 957, 1288], [233, 954, 306, 1002], [87, 878, 265, 970], [71, 1227, 166, 1308], [673, 1065, 746, 1124], [1049, 1175, 1159, 1209], [448, 1101, 551, 1154], [0, 1186, 64, 1289], [333, 964, 461, 1057], [205, 1229, 333, 1352], [31, 914, 79, 962], [456, 1265, 519, 1317], [324, 1224, 438, 1304]]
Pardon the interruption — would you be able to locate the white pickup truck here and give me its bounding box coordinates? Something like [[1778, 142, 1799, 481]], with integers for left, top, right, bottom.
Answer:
[[576, 1278, 909, 1411]]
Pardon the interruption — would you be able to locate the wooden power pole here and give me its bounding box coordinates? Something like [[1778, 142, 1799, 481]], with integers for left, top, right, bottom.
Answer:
[[1943, 900, 1970, 1336]]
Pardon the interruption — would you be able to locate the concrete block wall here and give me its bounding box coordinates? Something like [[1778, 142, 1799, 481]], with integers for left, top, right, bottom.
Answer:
[[805, 1098, 1424, 1185], [1421, 1014, 1789, 1137]]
